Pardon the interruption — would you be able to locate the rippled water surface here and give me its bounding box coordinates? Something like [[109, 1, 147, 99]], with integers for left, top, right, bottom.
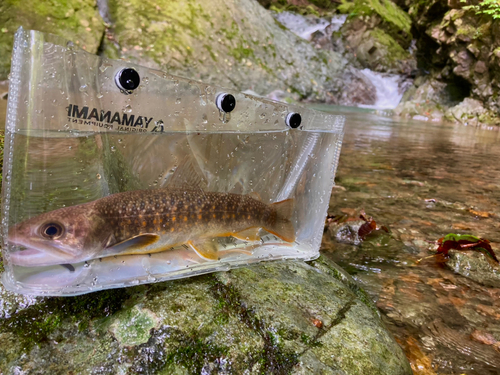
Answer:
[[315, 105, 500, 375]]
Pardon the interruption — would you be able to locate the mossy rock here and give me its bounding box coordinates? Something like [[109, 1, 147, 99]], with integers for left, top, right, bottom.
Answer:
[[102, 0, 347, 100], [344, 23, 413, 73], [0, 257, 411, 374], [0, 0, 105, 80], [338, 0, 412, 48]]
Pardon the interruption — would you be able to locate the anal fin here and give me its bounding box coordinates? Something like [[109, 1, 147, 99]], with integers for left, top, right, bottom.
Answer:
[[188, 239, 219, 260], [232, 227, 261, 242]]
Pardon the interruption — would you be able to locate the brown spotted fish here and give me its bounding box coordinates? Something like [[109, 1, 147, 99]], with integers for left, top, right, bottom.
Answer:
[[8, 188, 295, 267]]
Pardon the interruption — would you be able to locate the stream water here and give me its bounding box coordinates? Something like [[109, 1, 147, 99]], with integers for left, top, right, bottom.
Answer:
[[314, 105, 500, 375]]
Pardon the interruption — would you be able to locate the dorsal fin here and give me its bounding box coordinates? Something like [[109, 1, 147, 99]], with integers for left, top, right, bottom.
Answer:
[[248, 191, 262, 201], [161, 156, 208, 190]]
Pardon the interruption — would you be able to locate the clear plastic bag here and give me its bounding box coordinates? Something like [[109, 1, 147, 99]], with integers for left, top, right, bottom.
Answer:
[[1, 28, 345, 296]]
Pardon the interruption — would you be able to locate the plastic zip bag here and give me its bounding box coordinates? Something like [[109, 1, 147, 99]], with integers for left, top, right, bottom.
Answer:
[[1, 27, 345, 296]]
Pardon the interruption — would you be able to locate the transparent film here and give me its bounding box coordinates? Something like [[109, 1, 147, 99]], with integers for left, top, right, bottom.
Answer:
[[2, 28, 345, 296]]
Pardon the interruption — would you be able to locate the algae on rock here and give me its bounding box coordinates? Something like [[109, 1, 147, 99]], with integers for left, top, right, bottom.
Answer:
[[0, 0, 105, 80], [0, 257, 411, 374]]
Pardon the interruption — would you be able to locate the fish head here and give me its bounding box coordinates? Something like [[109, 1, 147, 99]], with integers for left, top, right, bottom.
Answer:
[[8, 204, 110, 267]]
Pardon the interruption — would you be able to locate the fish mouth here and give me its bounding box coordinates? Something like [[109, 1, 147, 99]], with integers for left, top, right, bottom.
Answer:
[[8, 242, 77, 267]]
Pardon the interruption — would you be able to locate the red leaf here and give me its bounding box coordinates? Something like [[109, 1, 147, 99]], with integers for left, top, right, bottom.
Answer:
[[437, 234, 499, 263]]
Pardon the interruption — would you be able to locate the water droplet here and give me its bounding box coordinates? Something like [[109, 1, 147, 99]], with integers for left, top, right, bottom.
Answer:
[[175, 98, 182, 104], [111, 146, 116, 152], [259, 113, 265, 119], [123, 104, 132, 113], [118, 138, 123, 143], [79, 84, 88, 92]]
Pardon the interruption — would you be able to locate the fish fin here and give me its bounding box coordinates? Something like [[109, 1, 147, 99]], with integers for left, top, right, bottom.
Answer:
[[264, 199, 296, 242], [187, 238, 219, 260], [232, 227, 261, 242], [248, 191, 262, 201], [60, 264, 75, 272], [162, 156, 208, 190], [271, 198, 295, 219], [219, 248, 255, 257], [102, 234, 160, 256]]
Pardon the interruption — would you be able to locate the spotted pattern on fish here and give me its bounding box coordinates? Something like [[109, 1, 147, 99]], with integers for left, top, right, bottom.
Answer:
[[94, 189, 277, 244]]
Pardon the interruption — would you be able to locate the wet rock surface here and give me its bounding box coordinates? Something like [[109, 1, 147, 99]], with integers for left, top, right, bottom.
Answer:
[[446, 250, 500, 288], [0, 257, 411, 374], [0, 0, 105, 80]]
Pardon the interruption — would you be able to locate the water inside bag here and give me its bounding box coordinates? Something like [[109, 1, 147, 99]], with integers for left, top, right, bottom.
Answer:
[[1, 28, 344, 296]]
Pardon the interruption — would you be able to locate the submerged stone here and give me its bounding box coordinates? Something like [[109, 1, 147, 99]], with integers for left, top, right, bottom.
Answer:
[[446, 250, 500, 288]]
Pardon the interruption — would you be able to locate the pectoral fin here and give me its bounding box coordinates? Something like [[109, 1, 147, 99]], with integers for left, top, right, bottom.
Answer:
[[187, 239, 219, 260], [232, 227, 261, 242], [102, 234, 160, 257]]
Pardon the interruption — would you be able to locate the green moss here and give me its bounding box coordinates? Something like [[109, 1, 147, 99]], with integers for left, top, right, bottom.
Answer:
[[209, 276, 299, 374], [110, 306, 157, 346], [229, 43, 255, 62], [300, 333, 323, 348], [204, 44, 217, 61], [129, 325, 229, 374], [369, 28, 411, 63], [0, 287, 132, 349], [311, 255, 380, 316], [339, 0, 412, 47], [0, 0, 105, 80]]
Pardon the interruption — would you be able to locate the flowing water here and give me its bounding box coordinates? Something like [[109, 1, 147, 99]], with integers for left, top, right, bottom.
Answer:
[[273, 11, 347, 41], [314, 104, 500, 374], [358, 69, 406, 110]]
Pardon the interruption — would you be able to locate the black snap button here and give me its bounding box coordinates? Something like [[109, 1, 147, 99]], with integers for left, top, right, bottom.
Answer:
[[216, 93, 236, 113], [286, 112, 302, 129], [115, 68, 141, 93]]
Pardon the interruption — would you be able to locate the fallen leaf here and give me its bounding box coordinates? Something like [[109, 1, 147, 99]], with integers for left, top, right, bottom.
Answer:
[[436, 233, 499, 263], [469, 208, 493, 218], [397, 336, 437, 375]]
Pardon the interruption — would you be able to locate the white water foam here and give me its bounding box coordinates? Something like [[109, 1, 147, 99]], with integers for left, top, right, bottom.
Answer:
[[358, 69, 404, 110], [274, 11, 347, 40]]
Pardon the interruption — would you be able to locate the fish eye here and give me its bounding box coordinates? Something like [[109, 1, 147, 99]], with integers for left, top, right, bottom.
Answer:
[[40, 222, 64, 239]]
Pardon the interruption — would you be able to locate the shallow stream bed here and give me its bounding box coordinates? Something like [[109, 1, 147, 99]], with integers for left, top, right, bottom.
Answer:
[[316, 105, 500, 375]]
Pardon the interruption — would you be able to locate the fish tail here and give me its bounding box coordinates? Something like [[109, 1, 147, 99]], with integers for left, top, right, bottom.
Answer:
[[264, 199, 296, 242]]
